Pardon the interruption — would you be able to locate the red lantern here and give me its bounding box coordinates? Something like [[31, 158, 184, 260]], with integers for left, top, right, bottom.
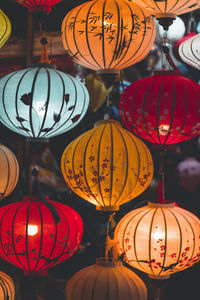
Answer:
[[16, 0, 62, 13], [0, 195, 83, 275], [119, 70, 200, 145]]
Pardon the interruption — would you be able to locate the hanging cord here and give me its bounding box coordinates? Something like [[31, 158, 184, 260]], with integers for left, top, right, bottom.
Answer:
[[105, 212, 117, 261], [187, 12, 196, 34], [158, 149, 167, 204], [39, 21, 51, 64]]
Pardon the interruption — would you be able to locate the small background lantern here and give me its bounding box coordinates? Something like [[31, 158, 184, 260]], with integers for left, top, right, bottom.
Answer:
[[0, 271, 15, 300], [0, 9, 11, 49], [178, 33, 200, 70]]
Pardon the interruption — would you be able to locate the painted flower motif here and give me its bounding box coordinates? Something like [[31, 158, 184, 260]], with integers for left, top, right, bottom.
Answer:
[[159, 115, 165, 121], [163, 109, 169, 115], [89, 155, 95, 162]]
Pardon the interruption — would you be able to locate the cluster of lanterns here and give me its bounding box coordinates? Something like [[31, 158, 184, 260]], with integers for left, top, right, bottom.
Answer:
[[0, 0, 200, 299]]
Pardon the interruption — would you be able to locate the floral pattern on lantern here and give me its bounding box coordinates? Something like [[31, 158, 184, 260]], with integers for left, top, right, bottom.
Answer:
[[0, 144, 19, 200], [119, 70, 200, 145], [178, 33, 200, 70], [16, 0, 62, 12], [0, 271, 15, 300], [61, 120, 153, 211], [61, 0, 156, 73], [115, 202, 200, 278], [0, 65, 89, 140], [0, 195, 83, 275], [0, 9, 11, 49]]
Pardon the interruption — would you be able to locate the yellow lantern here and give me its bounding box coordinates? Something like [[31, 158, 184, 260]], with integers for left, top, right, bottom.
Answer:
[[0, 271, 15, 300], [61, 0, 156, 74], [61, 120, 153, 211], [115, 202, 200, 279], [0, 9, 11, 49], [66, 259, 147, 300], [0, 144, 19, 200]]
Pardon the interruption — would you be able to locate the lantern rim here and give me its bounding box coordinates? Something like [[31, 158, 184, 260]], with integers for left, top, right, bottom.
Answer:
[[94, 119, 122, 128], [148, 274, 170, 280], [29, 63, 56, 69], [153, 70, 179, 76], [97, 69, 120, 75], [155, 13, 176, 19], [23, 195, 50, 202], [148, 202, 175, 208], [96, 258, 122, 267], [96, 205, 119, 211]]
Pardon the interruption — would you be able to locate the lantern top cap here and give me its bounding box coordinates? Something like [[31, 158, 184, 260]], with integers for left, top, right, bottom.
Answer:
[[148, 202, 175, 208], [23, 195, 50, 202], [153, 70, 179, 76], [29, 63, 56, 69], [96, 258, 122, 267], [94, 119, 122, 128]]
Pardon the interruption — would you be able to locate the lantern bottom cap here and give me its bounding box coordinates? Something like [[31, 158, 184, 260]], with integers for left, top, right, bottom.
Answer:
[[96, 205, 119, 212], [97, 69, 120, 75], [26, 137, 50, 143], [155, 13, 176, 19], [96, 258, 122, 267], [148, 274, 170, 280], [148, 202, 175, 208], [24, 270, 48, 276]]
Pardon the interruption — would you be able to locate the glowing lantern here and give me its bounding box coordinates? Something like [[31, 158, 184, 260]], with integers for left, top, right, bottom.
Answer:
[[0, 65, 89, 140], [0, 271, 15, 300], [16, 0, 63, 13], [179, 33, 200, 70], [119, 70, 200, 145], [66, 259, 147, 300], [61, 0, 156, 74], [61, 119, 153, 212], [0, 9, 11, 49], [0, 195, 83, 275], [0, 144, 19, 200], [115, 202, 200, 279]]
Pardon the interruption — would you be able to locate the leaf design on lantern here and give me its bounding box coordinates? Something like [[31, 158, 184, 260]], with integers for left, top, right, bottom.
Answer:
[[53, 113, 61, 123], [72, 114, 81, 123], [20, 92, 32, 105], [41, 128, 52, 133], [68, 105, 75, 111], [64, 93, 70, 104], [16, 116, 26, 122], [17, 126, 30, 132]]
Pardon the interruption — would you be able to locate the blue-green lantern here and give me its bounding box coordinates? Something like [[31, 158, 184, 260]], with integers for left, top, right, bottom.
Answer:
[[0, 64, 89, 140]]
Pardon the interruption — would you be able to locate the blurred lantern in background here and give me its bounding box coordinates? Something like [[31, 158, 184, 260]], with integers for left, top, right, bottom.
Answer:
[[0, 9, 11, 49], [16, 0, 63, 13], [119, 70, 200, 145], [179, 33, 200, 70], [0, 195, 83, 275], [0, 271, 15, 300], [173, 32, 196, 61], [0, 144, 19, 200], [156, 17, 186, 42], [115, 202, 200, 279], [61, 119, 153, 212]]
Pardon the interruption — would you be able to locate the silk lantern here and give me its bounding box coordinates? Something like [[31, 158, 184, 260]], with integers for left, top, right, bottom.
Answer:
[[61, 119, 153, 212], [179, 33, 200, 70], [61, 0, 156, 74], [173, 32, 196, 62], [0, 271, 15, 300], [66, 259, 147, 300], [0, 195, 83, 275], [0, 9, 11, 49], [115, 202, 200, 279], [119, 70, 200, 145], [0, 144, 19, 200], [16, 0, 63, 13], [0, 65, 89, 140]]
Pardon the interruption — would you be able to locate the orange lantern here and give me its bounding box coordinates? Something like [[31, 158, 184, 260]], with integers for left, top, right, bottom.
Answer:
[[115, 202, 200, 279], [0, 271, 15, 300], [61, 119, 153, 211], [61, 0, 156, 74]]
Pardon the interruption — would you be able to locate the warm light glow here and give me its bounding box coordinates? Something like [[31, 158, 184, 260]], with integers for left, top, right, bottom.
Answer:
[[27, 225, 38, 236], [158, 124, 170, 136]]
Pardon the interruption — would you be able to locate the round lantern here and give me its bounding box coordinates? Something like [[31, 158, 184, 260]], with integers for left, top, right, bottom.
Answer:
[[0, 65, 89, 140], [173, 32, 196, 62], [0, 144, 19, 200], [0, 271, 15, 300], [0, 9, 11, 49], [119, 70, 200, 145], [16, 0, 62, 13], [0, 195, 83, 275], [66, 259, 147, 300], [61, 119, 153, 212], [115, 202, 200, 278], [61, 0, 156, 74], [156, 17, 186, 42], [178, 33, 200, 70]]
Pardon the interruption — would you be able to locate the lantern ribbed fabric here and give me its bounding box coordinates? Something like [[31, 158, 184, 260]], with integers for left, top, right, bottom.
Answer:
[[0, 195, 83, 275], [61, 0, 156, 73], [119, 70, 200, 145], [16, 0, 62, 12], [0, 9, 11, 49], [0, 271, 15, 300], [65, 259, 147, 300], [61, 120, 153, 211], [179, 33, 200, 70], [0, 144, 19, 200], [115, 202, 200, 278], [0, 65, 89, 140]]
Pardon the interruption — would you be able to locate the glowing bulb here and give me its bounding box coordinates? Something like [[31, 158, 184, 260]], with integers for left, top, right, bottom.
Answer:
[[151, 231, 164, 241], [158, 124, 170, 136], [27, 225, 38, 236]]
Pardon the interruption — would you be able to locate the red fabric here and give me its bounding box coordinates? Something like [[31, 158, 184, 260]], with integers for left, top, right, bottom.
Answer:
[[119, 70, 200, 145], [0, 195, 83, 275], [16, 0, 63, 12]]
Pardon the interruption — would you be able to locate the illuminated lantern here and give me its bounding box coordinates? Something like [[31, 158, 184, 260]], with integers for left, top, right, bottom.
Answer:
[[0, 65, 89, 140], [0, 271, 15, 300], [16, 0, 63, 13], [66, 259, 147, 300], [61, 0, 156, 74], [0, 9, 11, 49], [179, 33, 200, 70], [115, 202, 200, 279], [0, 144, 19, 200], [119, 70, 200, 145], [61, 119, 153, 211], [0, 195, 83, 275]]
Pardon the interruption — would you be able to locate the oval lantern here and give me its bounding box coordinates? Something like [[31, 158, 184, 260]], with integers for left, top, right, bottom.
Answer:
[[61, 0, 156, 74], [0, 65, 89, 140], [61, 119, 153, 212], [179, 33, 200, 70], [0, 195, 83, 275], [173, 32, 196, 62], [115, 202, 200, 279], [0, 9, 11, 49], [16, 0, 63, 13], [66, 259, 147, 300], [0, 144, 19, 200], [0, 271, 15, 300], [119, 70, 200, 145]]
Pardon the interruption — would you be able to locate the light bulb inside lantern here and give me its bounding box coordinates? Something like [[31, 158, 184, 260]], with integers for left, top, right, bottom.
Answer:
[[27, 225, 38, 236], [158, 124, 170, 136], [151, 231, 164, 241]]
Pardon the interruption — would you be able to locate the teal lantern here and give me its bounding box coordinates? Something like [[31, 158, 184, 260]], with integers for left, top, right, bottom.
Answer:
[[0, 64, 89, 140]]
